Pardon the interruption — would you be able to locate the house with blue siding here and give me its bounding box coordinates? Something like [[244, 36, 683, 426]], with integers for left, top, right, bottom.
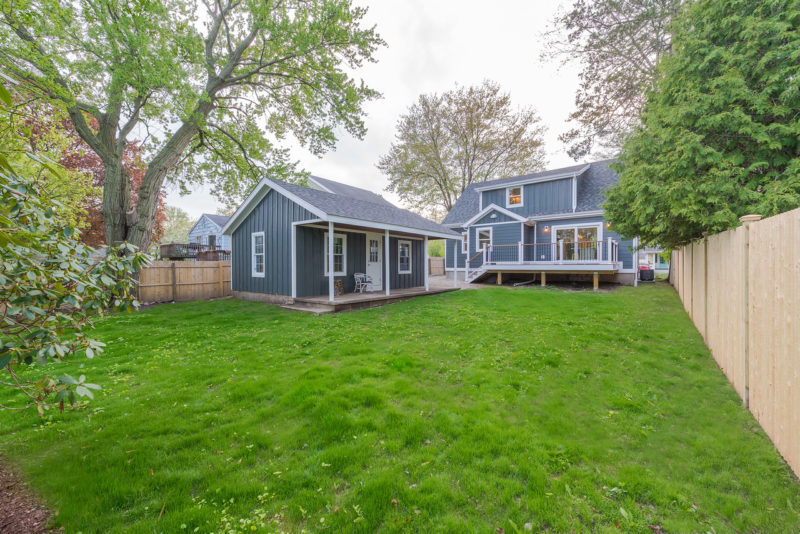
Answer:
[[188, 214, 231, 251], [221, 176, 457, 305], [443, 159, 638, 287]]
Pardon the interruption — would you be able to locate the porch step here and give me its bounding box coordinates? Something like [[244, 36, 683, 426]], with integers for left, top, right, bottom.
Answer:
[[281, 302, 334, 314]]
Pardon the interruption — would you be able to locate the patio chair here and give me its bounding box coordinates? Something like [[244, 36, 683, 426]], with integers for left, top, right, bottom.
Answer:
[[354, 273, 368, 293]]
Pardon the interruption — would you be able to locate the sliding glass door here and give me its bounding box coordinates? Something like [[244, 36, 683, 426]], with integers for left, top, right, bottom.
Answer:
[[553, 224, 601, 261]]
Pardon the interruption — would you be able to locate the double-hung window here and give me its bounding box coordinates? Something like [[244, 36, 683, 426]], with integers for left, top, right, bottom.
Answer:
[[506, 186, 523, 207], [477, 228, 492, 250], [324, 233, 347, 276], [251, 232, 265, 277], [398, 240, 412, 274], [461, 232, 468, 254]]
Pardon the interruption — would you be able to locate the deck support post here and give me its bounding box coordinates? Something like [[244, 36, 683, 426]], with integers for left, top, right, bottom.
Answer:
[[541, 272, 546, 287], [593, 272, 599, 292], [328, 222, 335, 302], [452, 239, 458, 288], [424, 235, 429, 291], [497, 272, 502, 285], [385, 230, 391, 296]]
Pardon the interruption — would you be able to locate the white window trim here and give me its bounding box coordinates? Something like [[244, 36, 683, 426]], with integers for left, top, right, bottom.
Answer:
[[398, 239, 412, 274], [476, 227, 492, 251], [549, 222, 603, 244], [251, 231, 265, 278], [461, 232, 468, 254], [324, 232, 347, 276], [506, 185, 524, 208]]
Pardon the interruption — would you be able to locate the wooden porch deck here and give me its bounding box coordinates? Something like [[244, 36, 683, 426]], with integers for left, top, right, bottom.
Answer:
[[285, 287, 458, 314]]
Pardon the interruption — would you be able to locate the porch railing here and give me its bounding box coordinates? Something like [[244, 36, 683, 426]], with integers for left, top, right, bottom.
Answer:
[[467, 239, 619, 278]]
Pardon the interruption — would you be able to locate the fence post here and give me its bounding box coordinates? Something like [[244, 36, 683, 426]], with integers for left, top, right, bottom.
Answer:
[[703, 233, 709, 343], [171, 262, 177, 302], [740, 214, 762, 408]]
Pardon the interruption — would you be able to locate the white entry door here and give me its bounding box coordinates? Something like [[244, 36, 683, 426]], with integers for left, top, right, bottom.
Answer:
[[365, 233, 383, 291]]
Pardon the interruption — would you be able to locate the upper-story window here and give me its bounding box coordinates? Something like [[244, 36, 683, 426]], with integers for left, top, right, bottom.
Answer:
[[506, 186, 523, 207], [461, 232, 468, 254]]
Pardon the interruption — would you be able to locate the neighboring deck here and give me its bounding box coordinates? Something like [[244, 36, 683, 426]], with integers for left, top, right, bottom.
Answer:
[[285, 287, 459, 314]]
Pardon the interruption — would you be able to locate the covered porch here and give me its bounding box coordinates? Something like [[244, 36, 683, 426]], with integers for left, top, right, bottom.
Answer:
[[291, 219, 459, 304]]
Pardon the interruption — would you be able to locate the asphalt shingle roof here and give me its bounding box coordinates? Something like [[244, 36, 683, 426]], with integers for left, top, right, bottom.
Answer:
[[202, 214, 231, 227], [309, 175, 393, 206], [441, 159, 618, 226], [265, 177, 458, 236]]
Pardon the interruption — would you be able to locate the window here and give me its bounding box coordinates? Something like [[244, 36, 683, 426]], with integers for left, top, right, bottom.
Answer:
[[324, 233, 347, 276], [369, 239, 379, 262], [461, 232, 468, 254], [398, 240, 412, 274], [477, 228, 492, 250], [251, 232, 265, 277], [506, 186, 523, 207], [194, 235, 202, 244], [552, 224, 601, 261]]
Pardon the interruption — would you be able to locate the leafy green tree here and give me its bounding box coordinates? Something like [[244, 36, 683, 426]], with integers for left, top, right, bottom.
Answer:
[[0, 0, 383, 250], [378, 81, 547, 216], [605, 0, 800, 249], [0, 84, 149, 415], [545, 0, 680, 159], [159, 206, 196, 244]]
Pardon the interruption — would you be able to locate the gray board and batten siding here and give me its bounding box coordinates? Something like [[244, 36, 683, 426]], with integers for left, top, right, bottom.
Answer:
[[231, 189, 315, 296], [231, 188, 429, 298]]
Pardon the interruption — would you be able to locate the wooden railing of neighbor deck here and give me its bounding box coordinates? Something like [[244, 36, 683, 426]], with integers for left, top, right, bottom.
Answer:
[[670, 207, 800, 477], [138, 261, 231, 304]]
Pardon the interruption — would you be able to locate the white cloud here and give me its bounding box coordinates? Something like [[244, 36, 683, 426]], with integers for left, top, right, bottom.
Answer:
[[167, 0, 582, 218]]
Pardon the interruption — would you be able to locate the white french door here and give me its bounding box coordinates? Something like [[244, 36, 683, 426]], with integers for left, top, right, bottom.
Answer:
[[365, 233, 383, 290]]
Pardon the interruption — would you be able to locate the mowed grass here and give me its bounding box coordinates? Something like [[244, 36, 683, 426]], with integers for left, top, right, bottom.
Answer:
[[1, 284, 799, 533]]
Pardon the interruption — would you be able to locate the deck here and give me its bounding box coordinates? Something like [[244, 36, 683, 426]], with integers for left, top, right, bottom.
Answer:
[[285, 286, 459, 314]]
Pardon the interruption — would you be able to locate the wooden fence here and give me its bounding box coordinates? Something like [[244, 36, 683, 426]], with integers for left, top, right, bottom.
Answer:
[[138, 261, 231, 304], [429, 257, 445, 276], [670, 208, 800, 477]]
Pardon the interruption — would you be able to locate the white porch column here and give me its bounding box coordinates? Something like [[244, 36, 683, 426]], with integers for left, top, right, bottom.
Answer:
[[328, 221, 335, 302], [633, 236, 639, 287], [452, 239, 458, 288], [384, 230, 390, 296], [424, 235, 429, 291], [291, 223, 297, 299]]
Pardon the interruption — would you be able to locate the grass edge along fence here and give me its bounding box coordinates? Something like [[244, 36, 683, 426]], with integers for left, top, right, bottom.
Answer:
[[138, 260, 231, 304], [670, 207, 800, 478]]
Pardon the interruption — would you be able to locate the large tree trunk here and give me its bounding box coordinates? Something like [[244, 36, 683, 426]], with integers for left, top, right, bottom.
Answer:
[[101, 158, 131, 247]]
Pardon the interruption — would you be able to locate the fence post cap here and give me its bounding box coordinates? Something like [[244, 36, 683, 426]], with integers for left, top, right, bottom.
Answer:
[[739, 214, 762, 223]]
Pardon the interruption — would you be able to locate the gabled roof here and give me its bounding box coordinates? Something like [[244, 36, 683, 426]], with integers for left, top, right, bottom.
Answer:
[[462, 204, 528, 227], [189, 213, 230, 234], [307, 175, 393, 206], [442, 159, 618, 226], [222, 176, 458, 239]]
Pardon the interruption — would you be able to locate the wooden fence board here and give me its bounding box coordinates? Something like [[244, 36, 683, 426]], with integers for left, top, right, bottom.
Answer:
[[671, 207, 800, 477], [138, 261, 231, 304]]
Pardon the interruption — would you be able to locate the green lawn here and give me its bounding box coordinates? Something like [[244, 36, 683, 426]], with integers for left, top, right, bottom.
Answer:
[[1, 284, 799, 533]]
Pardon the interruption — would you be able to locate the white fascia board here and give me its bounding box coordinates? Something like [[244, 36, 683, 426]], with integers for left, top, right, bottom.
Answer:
[[307, 176, 335, 193], [325, 215, 458, 240], [222, 179, 328, 235], [474, 165, 590, 192], [462, 203, 527, 227], [526, 209, 604, 223]]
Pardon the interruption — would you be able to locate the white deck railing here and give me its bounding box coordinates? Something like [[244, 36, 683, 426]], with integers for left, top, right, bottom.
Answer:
[[466, 240, 620, 280]]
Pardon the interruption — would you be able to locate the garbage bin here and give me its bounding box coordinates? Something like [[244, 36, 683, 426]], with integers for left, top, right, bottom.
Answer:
[[639, 267, 654, 282]]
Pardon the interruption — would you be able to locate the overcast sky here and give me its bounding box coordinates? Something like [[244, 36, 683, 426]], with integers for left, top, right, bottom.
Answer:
[[166, 0, 583, 218]]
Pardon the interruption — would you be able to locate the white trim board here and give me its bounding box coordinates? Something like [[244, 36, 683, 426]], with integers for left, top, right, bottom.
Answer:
[[462, 203, 527, 227]]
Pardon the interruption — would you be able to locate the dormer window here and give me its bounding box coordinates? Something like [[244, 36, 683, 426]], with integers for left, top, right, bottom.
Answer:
[[506, 186, 523, 207]]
